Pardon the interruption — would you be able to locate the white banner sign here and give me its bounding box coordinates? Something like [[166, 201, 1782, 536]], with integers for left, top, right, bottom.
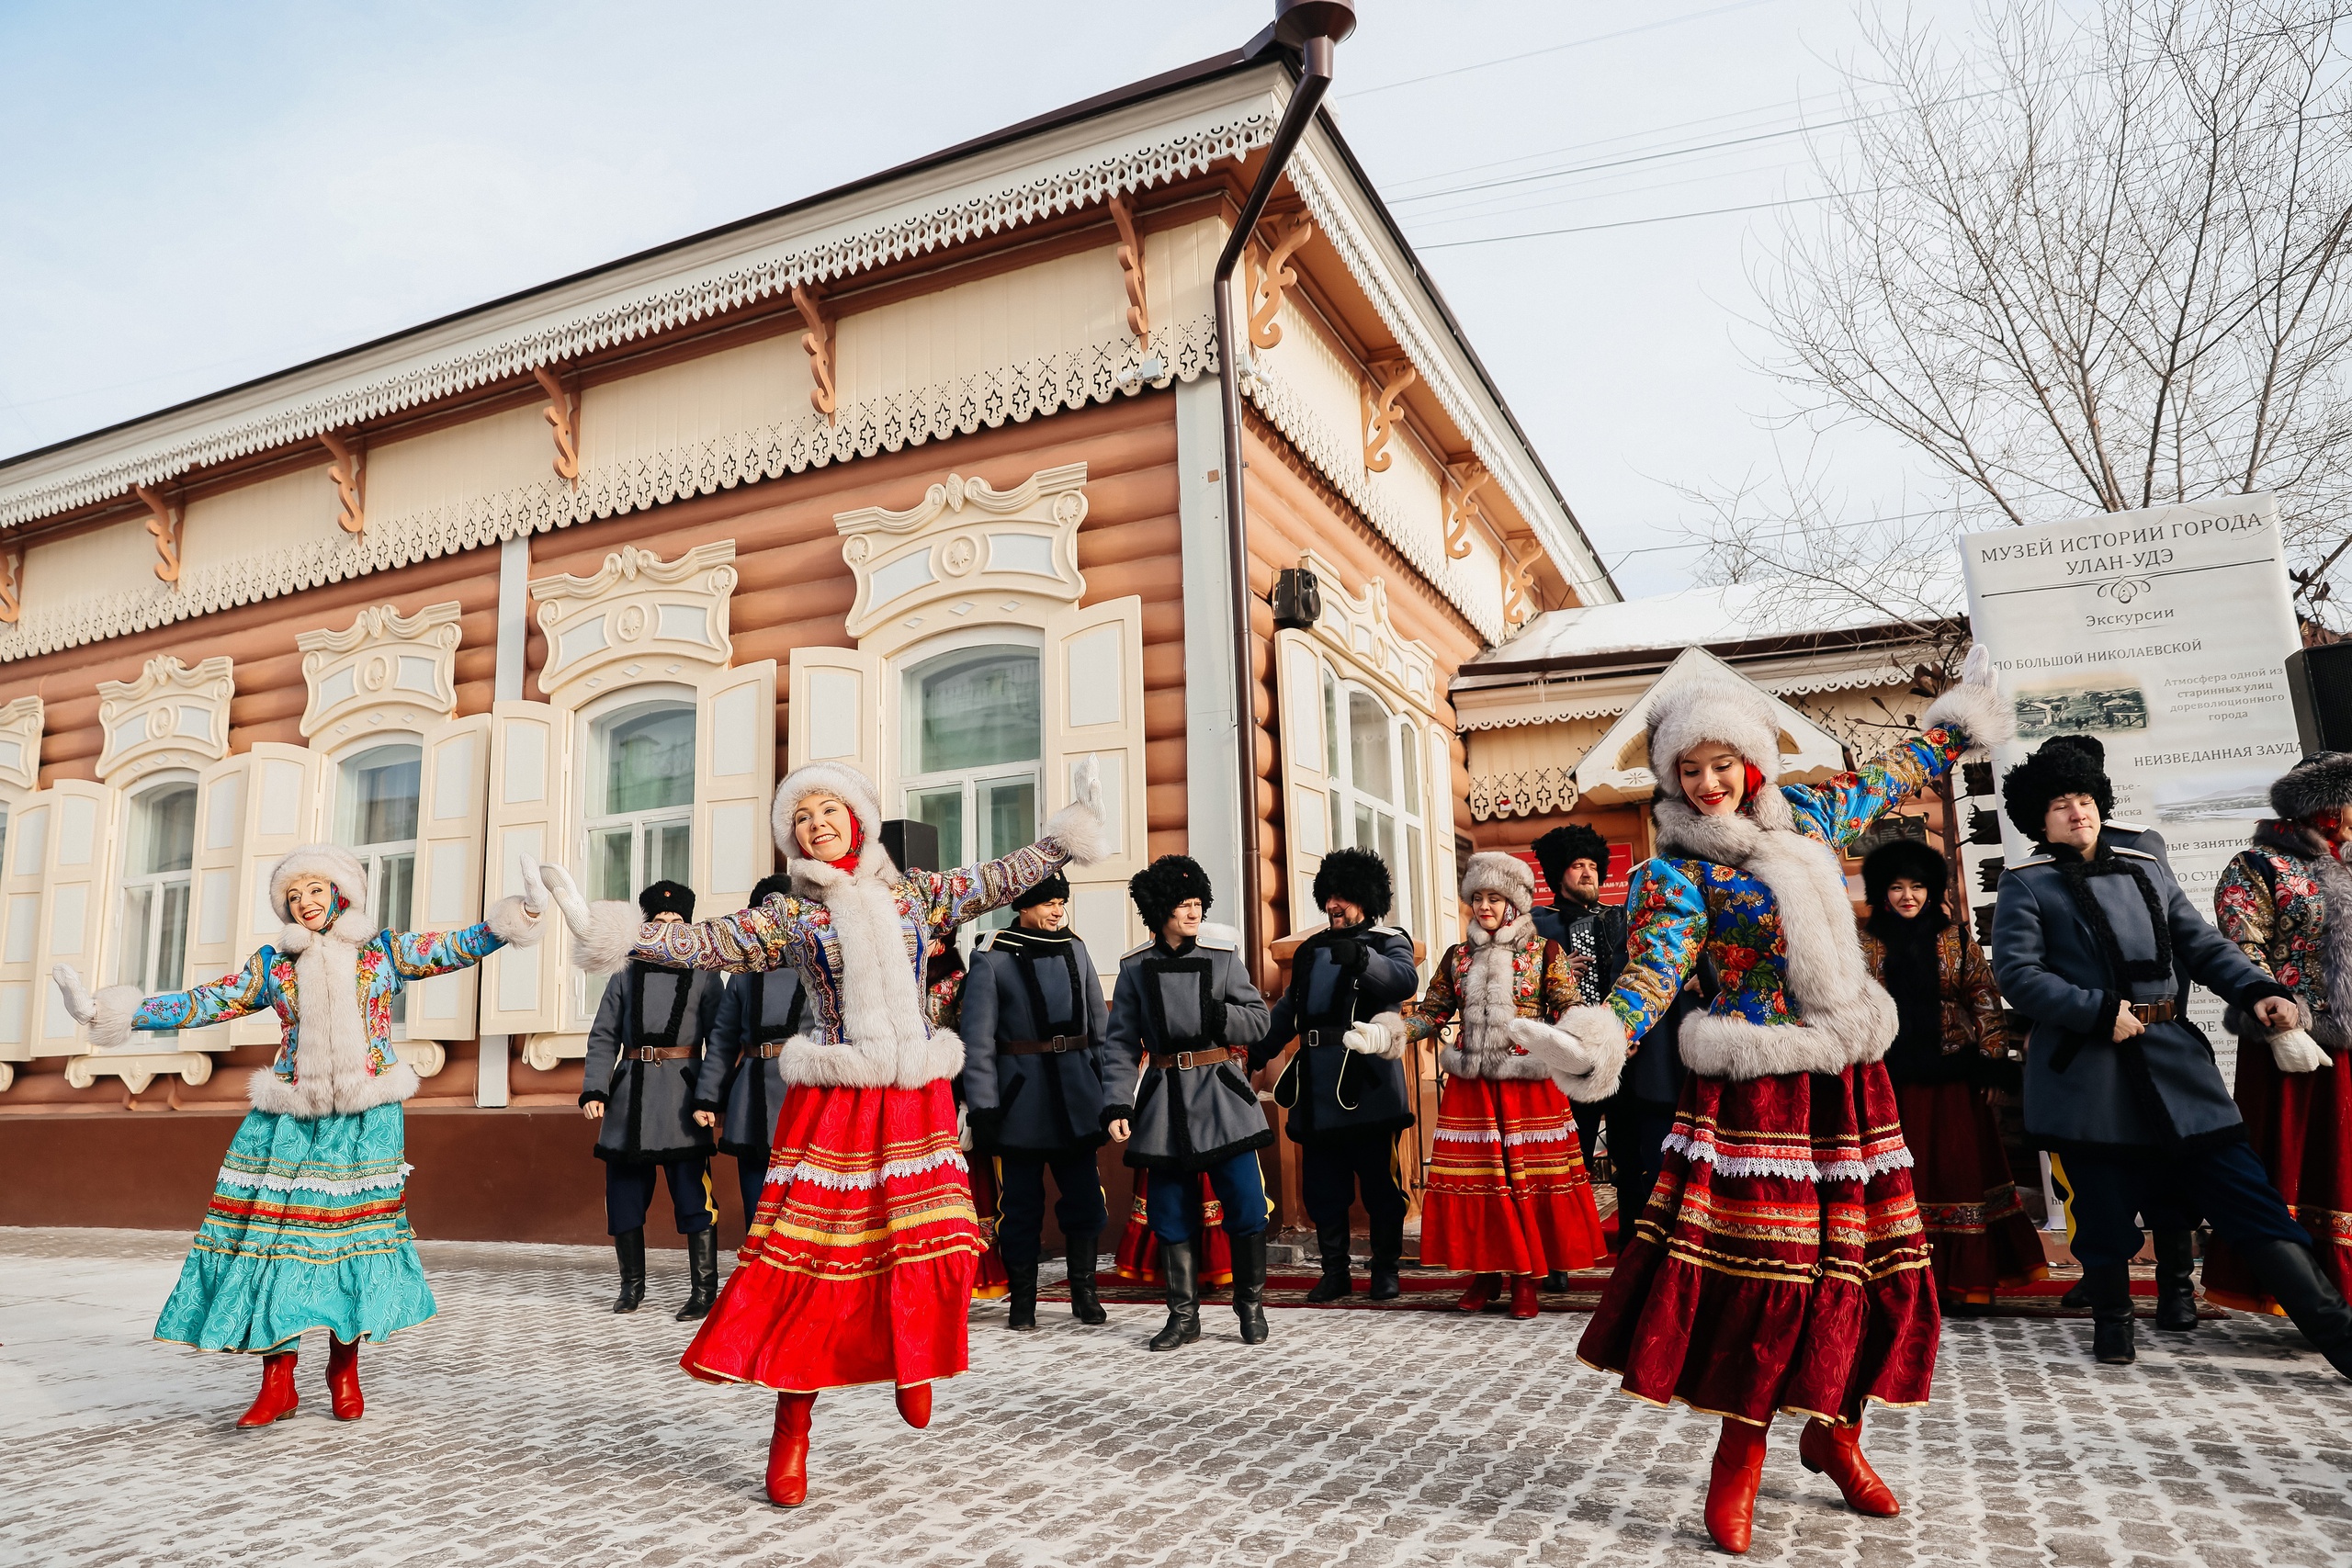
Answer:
[[1962, 495, 2303, 1057]]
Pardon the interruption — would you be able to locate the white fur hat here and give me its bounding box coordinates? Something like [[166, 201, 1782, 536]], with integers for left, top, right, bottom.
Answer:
[[772, 761, 899, 893], [1645, 668, 1796, 831], [1460, 851, 1536, 915], [267, 843, 370, 923]]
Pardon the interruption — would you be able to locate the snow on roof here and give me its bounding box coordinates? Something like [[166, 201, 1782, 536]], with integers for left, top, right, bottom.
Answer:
[[1467, 575, 1963, 670]]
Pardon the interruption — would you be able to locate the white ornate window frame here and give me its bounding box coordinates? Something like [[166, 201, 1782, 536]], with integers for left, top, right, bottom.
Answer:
[[836, 464, 1089, 653], [95, 655, 234, 788], [298, 600, 462, 746]]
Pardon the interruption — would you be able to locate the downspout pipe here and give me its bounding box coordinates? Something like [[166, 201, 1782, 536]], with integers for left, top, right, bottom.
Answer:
[[1213, 4, 1352, 979]]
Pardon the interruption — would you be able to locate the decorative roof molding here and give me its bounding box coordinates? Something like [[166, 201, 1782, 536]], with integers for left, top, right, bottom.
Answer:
[[0, 696, 41, 791], [297, 600, 463, 744], [835, 462, 1089, 640], [96, 655, 234, 785], [1288, 549, 1441, 715], [0, 96, 1279, 532], [1571, 648, 1848, 806], [1453, 647, 1938, 730], [531, 542, 737, 702]]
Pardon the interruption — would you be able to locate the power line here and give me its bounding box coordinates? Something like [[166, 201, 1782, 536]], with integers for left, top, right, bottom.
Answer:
[[1416, 191, 1844, 248], [1337, 1, 1783, 101]]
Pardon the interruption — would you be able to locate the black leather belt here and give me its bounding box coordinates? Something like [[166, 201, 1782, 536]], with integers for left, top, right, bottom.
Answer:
[[2128, 1000, 2177, 1024], [626, 1044, 695, 1063], [1149, 1046, 1241, 1071], [1300, 1028, 1347, 1048], [752, 1040, 791, 1059], [1000, 1035, 1091, 1056]]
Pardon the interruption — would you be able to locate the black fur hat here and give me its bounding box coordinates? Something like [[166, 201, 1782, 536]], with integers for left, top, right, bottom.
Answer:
[[1311, 847, 1392, 920], [1012, 870, 1071, 911], [2001, 739, 2115, 842], [2271, 752, 2352, 823], [1862, 839, 1948, 909], [639, 880, 696, 920], [1532, 823, 1611, 893], [1129, 854, 1213, 932], [748, 873, 792, 908]]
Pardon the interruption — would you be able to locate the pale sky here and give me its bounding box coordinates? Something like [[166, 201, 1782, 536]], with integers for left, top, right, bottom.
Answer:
[[0, 0, 1991, 604]]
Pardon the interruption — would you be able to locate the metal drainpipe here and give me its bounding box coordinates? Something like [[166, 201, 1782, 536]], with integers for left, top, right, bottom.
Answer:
[[1214, 6, 1351, 979]]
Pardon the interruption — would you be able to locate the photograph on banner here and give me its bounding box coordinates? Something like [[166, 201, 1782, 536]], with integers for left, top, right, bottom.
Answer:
[[1961, 494, 2304, 1057]]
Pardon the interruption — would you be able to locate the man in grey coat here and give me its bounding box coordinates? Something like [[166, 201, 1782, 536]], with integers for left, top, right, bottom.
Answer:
[[582, 880, 723, 1320], [692, 874, 802, 1240], [1993, 739, 2352, 1375], [960, 871, 1112, 1332], [1101, 855, 1273, 1351]]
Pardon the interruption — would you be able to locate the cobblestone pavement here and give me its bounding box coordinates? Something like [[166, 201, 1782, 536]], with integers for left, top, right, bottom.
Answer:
[[5, 1228, 2351, 1567]]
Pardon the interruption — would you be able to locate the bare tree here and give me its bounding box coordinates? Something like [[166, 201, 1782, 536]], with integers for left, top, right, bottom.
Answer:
[[1701, 0, 2352, 632]]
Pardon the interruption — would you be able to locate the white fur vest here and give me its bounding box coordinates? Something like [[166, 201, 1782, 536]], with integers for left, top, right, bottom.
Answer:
[[249, 910, 420, 1119], [769, 855, 966, 1092]]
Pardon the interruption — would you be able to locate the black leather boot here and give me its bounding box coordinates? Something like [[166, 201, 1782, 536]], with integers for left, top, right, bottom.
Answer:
[[1066, 1232, 1107, 1325], [1006, 1260, 1039, 1332], [2241, 1236, 2352, 1380], [612, 1228, 647, 1314], [1368, 1215, 1403, 1302], [2086, 1263, 2135, 1365], [1148, 1241, 1202, 1351], [675, 1228, 719, 1321], [2154, 1229, 2199, 1332], [1306, 1219, 1352, 1303], [2059, 1276, 2092, 1310], [1233, 1229, 1271, 1345]]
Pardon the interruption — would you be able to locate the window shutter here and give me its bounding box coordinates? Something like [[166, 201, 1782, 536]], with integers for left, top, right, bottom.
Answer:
[[182, 753, 254, 1047], [695, 660, 777, 914], [226, 744, 322, 1046], [1273, 629, 1334, 940], [1039, 597, 1148, 975], [32, 781, 121, 1053], [479, 701, 571, 1036], [0, 795, 52, 1055], [407, 713, 492, 1042], [787, 647, 884, 779]]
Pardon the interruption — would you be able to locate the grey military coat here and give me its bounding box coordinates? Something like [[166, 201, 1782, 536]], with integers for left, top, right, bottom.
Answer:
[[1252, 922, 1419, 1144], [957, 925, 1110, 1153], [1993, 841, 2291, 1157], [692, 967, 807, 1156], [581, 961, 722, 1164], [1100, 928, 1272, 1172]]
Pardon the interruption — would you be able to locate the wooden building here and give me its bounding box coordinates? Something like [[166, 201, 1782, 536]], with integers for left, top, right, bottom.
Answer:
[[0, 42, 1611, 1245]]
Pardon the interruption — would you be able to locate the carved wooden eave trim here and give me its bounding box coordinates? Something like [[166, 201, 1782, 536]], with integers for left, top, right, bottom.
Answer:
[[298, 600, 463, 742], [96, 654, 234, 784], [1443, 463, 1491, 562], [0, 696, 43, 791], [532, 366, 581, 485], [531, 541, 737, 702], [320, 432, 367, 535], [133, 484, 184, 585], [1246, 215, 1314, 351], [0, 548, 20, 626], [834, 462, 1088, 641], [790, 284, 837, 425], [1500, 537, 1540, 628], [1361, 361, 1416, 474], [1291, 548, 1440, 716], [1108, 196, 1149, 350]]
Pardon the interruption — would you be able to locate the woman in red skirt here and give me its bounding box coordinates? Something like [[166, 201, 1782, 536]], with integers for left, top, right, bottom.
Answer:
[[1856, 840, 2045, 1309], [537, 757, 1103, 1507], [1343, 852, 1609, 1319], [1523, 650, 2008, 1555]]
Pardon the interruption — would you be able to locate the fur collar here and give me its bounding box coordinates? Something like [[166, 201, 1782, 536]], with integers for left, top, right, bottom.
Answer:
[[1440, 919, 1554, 1081], [2254, 818, 2332, 862], [773, 868, 964, 1091], [2313, 849, 2352, 1052], [1651, 796, 1899, 1081], [248, 921, 417, 1119]]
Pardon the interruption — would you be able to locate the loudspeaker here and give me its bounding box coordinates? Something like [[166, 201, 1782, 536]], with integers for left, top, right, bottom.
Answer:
[[1272, 567, 1321, 631], [881, 818, 939, 874], [2286, 645, 2352, 753]]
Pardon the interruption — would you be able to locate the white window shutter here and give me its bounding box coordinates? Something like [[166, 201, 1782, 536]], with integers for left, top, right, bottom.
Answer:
[[1039, 596, 1148, 976], [227, 744, 322, 1045], [695, 660, 777, 915], [787, 646, 884, 780], [32, 781, 121, 1054], [181, 752, 254, 1048], [478, 701, 571, 1036], [0, 793, 49, 1055], [407, 712, 492, 1042], [1273, 629, 1333, 940]]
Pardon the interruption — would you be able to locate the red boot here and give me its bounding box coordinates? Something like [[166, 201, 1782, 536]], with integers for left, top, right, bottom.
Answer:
[[326, 1335, 365, 1422], [1455, 1273, 1502, 1313], [765, 1392, 816, 1506], [235, 1351, 300, 1427], [1703, 1417, 1769, 1555], [1508, 1275, 1542, 1320], [895, 1382, 933, 1429], [1798, 1415, 1899, 1517]]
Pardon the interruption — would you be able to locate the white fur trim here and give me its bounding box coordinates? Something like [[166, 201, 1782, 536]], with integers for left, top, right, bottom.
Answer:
[[768, 1146, 968, 1192], [247, 923, 418, 1118], [1645, 669, 1795, 830], [773, 761, 897, 894], [266, 844, 372, 927], [1650, 799, 1898, 1080], [1343, 1013, 1408, 1060], [1441, 919, 1557, 1081], [215, 1162, 412, 1197], [575, 900, 645, 976], [87, 984, 144, 1051], [1041, 786, 1108, 869], [482, 894, 544, 949], [1921, 678, 2013, 750], [1460, 852, 1534, 914], [1536, 1005, 1632, 1103], [1664, 1130, 1915, 1183]]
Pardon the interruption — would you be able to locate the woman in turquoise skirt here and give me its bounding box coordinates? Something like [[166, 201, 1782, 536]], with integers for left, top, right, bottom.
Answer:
[[52, 843, 542, 1427]]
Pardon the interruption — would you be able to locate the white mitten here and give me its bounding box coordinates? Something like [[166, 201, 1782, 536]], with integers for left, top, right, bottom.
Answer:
[[516, 853, 548, 918], [2269, 1027, 2332, 1074], [1342, 1014, 1407, 1060], [1505, 1015, 1594, 1077], [51, 964, 95, 1026], [534, 862, 595, 942], [1071, 752, 1103, 823], [1962, 642, 1995, 688]]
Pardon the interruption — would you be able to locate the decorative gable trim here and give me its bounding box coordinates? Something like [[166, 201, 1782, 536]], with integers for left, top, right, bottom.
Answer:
[[96, 655, 235, 785], [835, 462, 1089, 641], [530, 542, 738, 703]]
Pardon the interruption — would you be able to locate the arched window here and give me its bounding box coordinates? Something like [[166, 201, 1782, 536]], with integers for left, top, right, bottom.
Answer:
[[1325, 675, 1430, 942], [586, 698, 695, 900], [118, 776, 198, 996], [899, 643, 1041, 873]]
